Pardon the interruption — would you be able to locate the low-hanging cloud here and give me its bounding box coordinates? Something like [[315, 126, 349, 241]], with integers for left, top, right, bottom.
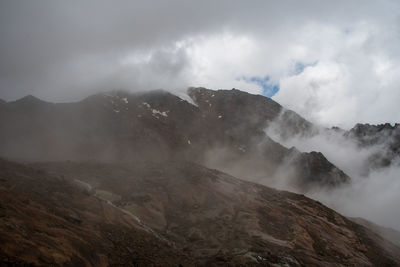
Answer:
[[266, 113, 400, 231], [273, 21, 400, 128], [1, 0, 400, 127], [311, 165, 400, 232]]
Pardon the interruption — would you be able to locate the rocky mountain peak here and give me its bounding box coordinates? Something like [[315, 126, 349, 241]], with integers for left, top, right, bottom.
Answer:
[[0, 88, 352, 191], [11, 94, 46, 105], [346, 122, 400, 168], [0, 88, 399, 265]]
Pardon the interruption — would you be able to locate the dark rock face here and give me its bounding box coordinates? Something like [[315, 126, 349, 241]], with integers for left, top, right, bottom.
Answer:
[[188, 87, 315, 143], [0, 90, 201, 162], [347, 123, 400, 169], [288, 151, 350, 191], [0, 88, 350, 191], [349, 123, 400, 146]]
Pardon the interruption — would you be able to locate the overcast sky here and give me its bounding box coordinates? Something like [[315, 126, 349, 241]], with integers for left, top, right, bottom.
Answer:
[[1, 0, 399, 128]]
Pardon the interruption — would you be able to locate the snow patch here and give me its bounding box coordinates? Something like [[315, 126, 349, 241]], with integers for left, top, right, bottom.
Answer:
[[218, 115, 222, 119], [187, 140, 191, 145], [175, 92, 198, 107], [113, 109, 120, 113], [238, 146, 246, 152], [141, 102, 168, 118], [122, 97, 128, 104], [152, 109, 168, 118]]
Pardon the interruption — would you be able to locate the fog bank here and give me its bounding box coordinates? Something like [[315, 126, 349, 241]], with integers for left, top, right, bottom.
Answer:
[[266, 115, 400, 231]]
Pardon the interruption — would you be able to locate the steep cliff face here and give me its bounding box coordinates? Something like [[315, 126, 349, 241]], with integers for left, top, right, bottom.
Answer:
[[0, 88, 349, 191]]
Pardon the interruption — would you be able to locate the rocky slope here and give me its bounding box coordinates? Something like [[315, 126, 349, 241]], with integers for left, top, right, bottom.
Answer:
[[0, 158, 193, 266], [0, 88, 349, 192], [0, 158, 393, 266], [351, 217, 400, 248]]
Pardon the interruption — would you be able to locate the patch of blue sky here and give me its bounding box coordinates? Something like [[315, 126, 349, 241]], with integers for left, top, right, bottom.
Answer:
[[238, 75, 279, 97], [293, 61, 318, 75]]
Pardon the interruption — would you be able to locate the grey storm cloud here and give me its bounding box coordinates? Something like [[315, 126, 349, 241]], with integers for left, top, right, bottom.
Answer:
[[0, 0, 400, 127]]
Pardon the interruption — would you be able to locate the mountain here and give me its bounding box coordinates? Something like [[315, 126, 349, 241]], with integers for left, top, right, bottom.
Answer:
[[346, 123, 400, 169], [350, 217, 400, 248], [1, 158, 399, 266], [0, 88, 349, 192], [265, 108, 400, 176], [1, 88, 399, 265]]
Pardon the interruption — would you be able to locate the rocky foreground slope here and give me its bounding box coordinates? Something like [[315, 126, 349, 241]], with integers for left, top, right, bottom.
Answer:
[[0, 158, 398, 266], [0, 159, 193, 266]]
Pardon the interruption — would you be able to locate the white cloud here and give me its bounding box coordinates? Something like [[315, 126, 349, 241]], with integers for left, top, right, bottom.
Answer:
[[310, 161, 400, 231], [266, 120, 400, 230], [1, 0, 400, 126], [273, 21, 400, 128]]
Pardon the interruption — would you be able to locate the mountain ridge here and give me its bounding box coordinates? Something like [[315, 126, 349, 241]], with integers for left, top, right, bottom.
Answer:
[[0, 87, 350, 193], [1, 88, 400, 265]]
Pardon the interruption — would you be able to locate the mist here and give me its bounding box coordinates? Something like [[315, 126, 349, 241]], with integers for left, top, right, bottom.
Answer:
[[311, 164, 400, 231], [265, 111, 400, 231]]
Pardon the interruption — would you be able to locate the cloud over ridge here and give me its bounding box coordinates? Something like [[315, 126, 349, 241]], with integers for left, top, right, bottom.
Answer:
[[1, 0, 400, 127]]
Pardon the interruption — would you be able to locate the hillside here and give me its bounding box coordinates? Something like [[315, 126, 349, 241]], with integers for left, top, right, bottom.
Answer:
[[0, 158, 192, 266], [0, 88, 349, 192], [1, 158, 399, 266]]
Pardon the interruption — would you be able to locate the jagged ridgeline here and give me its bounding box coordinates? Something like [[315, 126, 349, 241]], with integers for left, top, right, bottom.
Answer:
[[0, 88, 349, 192]]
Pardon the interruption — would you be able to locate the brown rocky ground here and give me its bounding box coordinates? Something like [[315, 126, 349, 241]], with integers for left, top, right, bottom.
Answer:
[[350, 217, 400, 248], [0, 159, 193, 266], [31, 160, 400, 266]]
